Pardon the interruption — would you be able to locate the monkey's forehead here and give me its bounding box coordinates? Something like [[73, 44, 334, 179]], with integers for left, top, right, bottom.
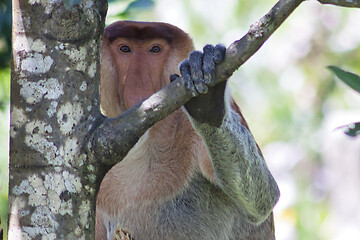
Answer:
[[104, 21, 189, 44]]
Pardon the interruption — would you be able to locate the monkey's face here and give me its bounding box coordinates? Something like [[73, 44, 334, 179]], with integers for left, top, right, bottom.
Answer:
[[110, 38, 172, 110], [100, 21, 194, 118]]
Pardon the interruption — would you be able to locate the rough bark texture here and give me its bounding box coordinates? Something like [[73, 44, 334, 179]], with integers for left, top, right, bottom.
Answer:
[[318, 0, 360, 8], [9, 0, 107, 239]]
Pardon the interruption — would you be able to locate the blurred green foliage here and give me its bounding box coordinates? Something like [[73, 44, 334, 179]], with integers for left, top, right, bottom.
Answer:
[[108, 0, 154, 19], [0, 0, 11, 68], [0, 0, 11, 110], [0, 0, 10, 237]]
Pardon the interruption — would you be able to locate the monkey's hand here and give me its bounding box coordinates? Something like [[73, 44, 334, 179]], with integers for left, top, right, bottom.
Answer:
[[177, 44, 227, 127]]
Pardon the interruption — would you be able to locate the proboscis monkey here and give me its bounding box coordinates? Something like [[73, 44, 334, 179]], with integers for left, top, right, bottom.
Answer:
[[96, 21, 280, 240]]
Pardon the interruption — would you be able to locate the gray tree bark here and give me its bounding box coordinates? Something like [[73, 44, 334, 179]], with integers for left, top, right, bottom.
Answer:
[[9, 0, 107, 239]]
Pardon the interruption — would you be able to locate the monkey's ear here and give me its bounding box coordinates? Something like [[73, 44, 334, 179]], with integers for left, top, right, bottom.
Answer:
[[100, 38, 122, 118]]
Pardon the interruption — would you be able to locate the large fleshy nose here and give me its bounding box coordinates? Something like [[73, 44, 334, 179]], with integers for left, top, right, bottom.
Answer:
[[122, 63, 155, 109]]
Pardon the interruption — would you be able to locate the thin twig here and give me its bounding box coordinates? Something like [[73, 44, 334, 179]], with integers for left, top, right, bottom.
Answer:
[[318, 0, 360, 8]]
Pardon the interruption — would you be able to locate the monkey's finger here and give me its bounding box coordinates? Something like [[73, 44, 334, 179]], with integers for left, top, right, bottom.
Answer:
[[180, 60, 198, 97], [214, 44, 226, 64], [202, 45, 216, 86], [189, 51, 208, 94]]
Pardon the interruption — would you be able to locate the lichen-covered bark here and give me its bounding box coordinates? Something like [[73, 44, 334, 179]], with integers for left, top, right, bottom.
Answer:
[[9, 0, 107, 239]]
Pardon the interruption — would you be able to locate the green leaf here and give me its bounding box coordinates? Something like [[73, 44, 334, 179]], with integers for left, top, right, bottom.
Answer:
[[327, 66, 360, 94], [344, 122, 360, 137], [337, 122, 360, 137]]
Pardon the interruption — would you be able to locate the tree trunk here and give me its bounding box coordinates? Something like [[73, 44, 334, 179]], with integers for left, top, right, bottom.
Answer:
[[8, 0, 107, 239]]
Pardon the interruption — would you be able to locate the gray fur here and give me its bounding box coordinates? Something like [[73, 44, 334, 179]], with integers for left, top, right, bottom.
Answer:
[[189, 105, 280, 225]]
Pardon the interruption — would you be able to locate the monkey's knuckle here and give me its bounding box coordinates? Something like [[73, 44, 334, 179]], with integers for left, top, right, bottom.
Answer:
[[214, 52, 225, 64], [214, 45, 226, 58], [189, 51, 203, 62], [203, 44, 215, 53], [190, 50, 202, 56], [215, 44, 226, 51], [180, 65, 191, 79], [180, 59, 190, 70]]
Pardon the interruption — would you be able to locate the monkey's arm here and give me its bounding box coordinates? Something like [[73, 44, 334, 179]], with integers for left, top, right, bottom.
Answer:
[[192, 107, 279, 224], [181, 45, 280, 224]]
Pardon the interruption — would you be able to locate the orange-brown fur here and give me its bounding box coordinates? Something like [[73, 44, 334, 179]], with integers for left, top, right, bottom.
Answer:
[[96, 21, 278, 240], [100, 21, 193, 117], [97, 21, 214, 239], [96, 108, 213, 236]]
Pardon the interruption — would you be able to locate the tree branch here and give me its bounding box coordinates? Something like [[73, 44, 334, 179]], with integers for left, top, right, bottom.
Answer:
[[87, 0, 304, 169], [317, 0, 360, 8]]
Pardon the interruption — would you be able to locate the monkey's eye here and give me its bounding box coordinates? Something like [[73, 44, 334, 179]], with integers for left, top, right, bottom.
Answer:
[[119, 45, 131, 53], [150, 45, 161, 53]]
